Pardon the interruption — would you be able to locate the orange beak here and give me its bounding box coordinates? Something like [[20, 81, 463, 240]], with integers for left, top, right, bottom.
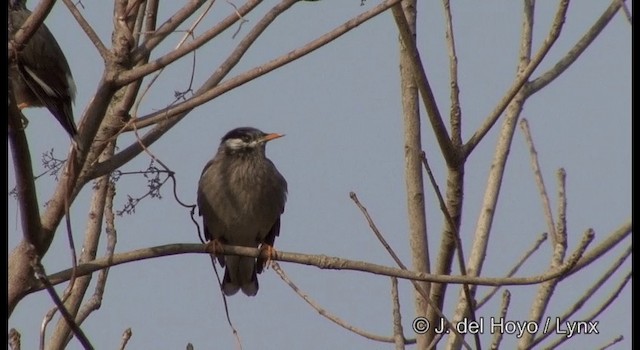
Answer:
[[261, 133, 285, 143]]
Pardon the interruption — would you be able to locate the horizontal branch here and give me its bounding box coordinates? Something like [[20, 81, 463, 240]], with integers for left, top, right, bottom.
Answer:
[[31, 239, 591, 295]]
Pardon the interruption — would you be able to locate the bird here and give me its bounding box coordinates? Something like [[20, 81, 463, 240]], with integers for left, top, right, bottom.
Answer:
[[8, 0, 80, 146], [197, 127, 288, 296]]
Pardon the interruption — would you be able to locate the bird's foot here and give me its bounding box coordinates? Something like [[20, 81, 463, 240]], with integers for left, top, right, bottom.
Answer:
[[257, 244, 277, 273], [18, 114, 29, 131], [206, 238, 225, 256]]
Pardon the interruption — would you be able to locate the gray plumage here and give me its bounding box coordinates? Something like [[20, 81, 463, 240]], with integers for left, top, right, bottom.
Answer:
[[9, 0, 79, 144], [197, 127, 288, 296]]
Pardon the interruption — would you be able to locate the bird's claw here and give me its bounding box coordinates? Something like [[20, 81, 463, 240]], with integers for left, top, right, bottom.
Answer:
[[206, 239, 225, 256], [258, 244, 277, 272]]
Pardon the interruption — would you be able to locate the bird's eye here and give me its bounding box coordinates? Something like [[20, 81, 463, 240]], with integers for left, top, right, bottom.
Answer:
[[242, 136, 251, 143]]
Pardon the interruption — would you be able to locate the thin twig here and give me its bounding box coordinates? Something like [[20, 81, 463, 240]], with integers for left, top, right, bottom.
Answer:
[[464, 0, 571, 157], [597, 335, 625, 350], [519, 226, 592, 349], [272, 263, 414, 344], [118, 328, 132, 350], [541, 271, 630, 349], [617, 0, 632, 24], [519, 119, 556, 241], [441, 0, 462, 146], [391, 4, 456, 165], [226, 0, 249, 39], [555, 168, 568, 256], [476, 232, 547, 308], [350, 192, 477, 350], [419, 151, 478, 334], [73, 180, 118, 325], [89, 0, 406, 181], [529, 246, 631, 348], [528, 0, 629, 94], [32, 261, 94, 349], [208, 254, 243, 350], [61, 0, 109, 60], [391, 277, 405, 350], [489, 290, 511, 350]]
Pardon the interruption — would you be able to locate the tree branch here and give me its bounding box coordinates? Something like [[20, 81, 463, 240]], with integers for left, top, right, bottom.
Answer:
[[463, 0, 570, 157], [87, 0, 405, 180], [31, 239, 594, 296], [528, 0, 627, 94]]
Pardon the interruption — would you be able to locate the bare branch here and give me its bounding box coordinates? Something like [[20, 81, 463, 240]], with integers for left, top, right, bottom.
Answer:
[[391, 277, 405, 350], [32, 261, 93, 349], [489, 290, 511, 350], [555, 168, 568, 257], [8, 0, 57, 54], [74, 179, 118, 324], [118, 328, 132, 350], [518, 227, 591, 349], [529, 246, 631, 348], [272, 263, 411, 344], [476, 232, 548, 309], [519, 118, 557, 241], [130, 0, 211, 64], [392, 4, 457, 165], [441, 0, 462, 146], [33, 242, 595, 299], [541, 271, 631, 349], [572, 221, 631, 271], [8, 90, 42, 317], [61, 0, 110, 60], [617, 0, 632, 24], [89, 0, 405, 180], [528, 0, 628, 94], [349, 192, 471, 349], [464, 0, 570, 157], [597, 335, 625, 350], [48, 142, 115, 349]]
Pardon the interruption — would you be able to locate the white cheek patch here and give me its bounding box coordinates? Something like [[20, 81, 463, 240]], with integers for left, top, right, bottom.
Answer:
[[225, 138, 245, 150], [225, 138, 260, 150]]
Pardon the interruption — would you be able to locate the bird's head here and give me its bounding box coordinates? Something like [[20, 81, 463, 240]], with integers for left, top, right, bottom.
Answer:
[[219, 127, 284, 155]]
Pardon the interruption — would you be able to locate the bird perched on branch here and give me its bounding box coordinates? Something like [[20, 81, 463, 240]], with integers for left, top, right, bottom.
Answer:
[[8, 0, 80, 147], [197, 127, 288, 296]]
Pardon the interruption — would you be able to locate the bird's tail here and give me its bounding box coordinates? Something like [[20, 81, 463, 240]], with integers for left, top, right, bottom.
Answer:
[[222, 256, 258, 296]]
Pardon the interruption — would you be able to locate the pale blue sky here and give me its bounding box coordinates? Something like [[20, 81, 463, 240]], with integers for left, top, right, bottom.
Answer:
[[9, 1, 631, 349]]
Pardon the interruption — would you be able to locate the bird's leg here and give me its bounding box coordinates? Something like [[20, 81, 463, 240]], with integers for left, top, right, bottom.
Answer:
[[257, 244, 277, 272]]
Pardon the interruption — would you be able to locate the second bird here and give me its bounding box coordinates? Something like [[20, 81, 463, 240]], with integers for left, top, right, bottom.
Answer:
[[197, 127, 288, 296], [9, 0, 79, 145]]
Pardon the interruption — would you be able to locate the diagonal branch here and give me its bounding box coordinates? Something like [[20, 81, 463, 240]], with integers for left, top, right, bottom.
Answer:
[[9, 0, 57, 55], [130, 0, 213, 64], [392, 4, 457, 166], [528, 0, 627, 94], [87, 0, 405, 180], [272, 263, 414, 344], [529, 246, 631, 348], [519, 118, 557, 241], [463, 0, 571, 158], [61, 0, 109, 61], [118, 0, 262, 86]]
